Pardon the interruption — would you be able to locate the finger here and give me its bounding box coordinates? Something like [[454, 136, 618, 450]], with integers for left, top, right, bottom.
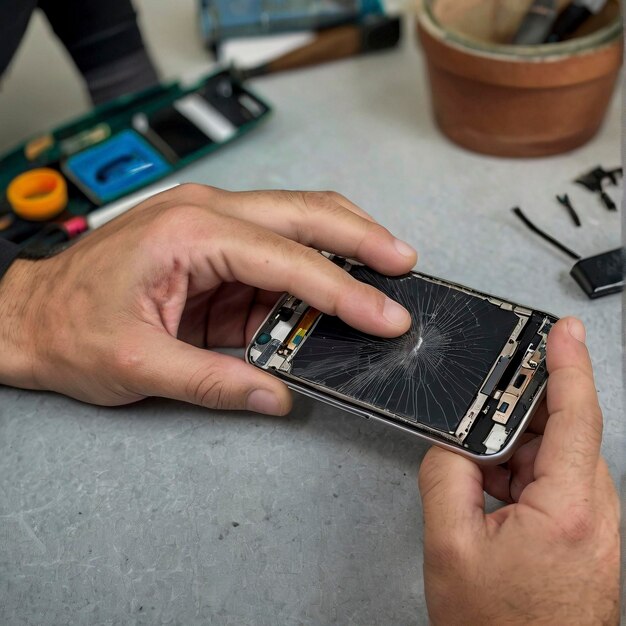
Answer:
[[533, 317, 603, 488], [327, 191, 377, 222], [526, 397, 549, 435], [132, 330, 293, 415], [211, 188, 377, 223], [245, 302, 276, 345], [418, 447, 486, 542], [205, 283, 257, 347], [192, 216, 412, 337], [481, 464, 513, 503], [481, 430, 541, 502], [178, 293, 212, 347], [508, 435, 542, 502], [193, 187, 417, 276], [254, 289, 284, 306]]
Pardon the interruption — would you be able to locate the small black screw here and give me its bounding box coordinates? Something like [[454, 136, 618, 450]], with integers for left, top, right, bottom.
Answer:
[[556, 194, 581, 227]]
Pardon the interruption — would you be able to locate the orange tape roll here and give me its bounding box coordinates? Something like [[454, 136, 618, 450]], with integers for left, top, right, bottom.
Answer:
[[7, 168, 68, 221]]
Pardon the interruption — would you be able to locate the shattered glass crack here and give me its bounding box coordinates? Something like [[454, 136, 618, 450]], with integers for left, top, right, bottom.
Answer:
[[290, 267, 520, 433]]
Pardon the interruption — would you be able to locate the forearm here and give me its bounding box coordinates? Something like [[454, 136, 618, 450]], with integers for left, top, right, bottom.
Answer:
[[0, 260, 42, 389]]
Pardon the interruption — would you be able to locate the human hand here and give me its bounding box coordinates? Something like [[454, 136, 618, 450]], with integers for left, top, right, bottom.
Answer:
[[418, 318, 620, 625], [0, 184, 416, 413]]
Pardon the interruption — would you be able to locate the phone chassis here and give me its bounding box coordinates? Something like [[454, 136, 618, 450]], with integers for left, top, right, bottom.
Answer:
[[246, 259, 558, 464]]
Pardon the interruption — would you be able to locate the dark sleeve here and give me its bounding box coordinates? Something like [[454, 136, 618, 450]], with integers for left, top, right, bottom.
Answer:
[[0, 0, 38, 78], [41, 0, 160, 105], [0, 239, 20, 283]]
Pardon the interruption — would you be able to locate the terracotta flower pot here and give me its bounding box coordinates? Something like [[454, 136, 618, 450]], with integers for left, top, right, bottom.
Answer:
[[417, 0, 623, 157]]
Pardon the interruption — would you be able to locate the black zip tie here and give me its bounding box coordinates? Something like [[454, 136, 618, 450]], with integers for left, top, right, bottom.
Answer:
[[512, 207, 581, 261], [556, 194, 581, 227]]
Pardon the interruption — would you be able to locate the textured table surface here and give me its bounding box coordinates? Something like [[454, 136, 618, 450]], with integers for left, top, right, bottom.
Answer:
[[1, 15, 623, 626]]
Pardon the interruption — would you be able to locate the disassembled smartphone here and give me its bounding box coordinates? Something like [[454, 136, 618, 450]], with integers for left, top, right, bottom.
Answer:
[[246, 256, 559, 464]]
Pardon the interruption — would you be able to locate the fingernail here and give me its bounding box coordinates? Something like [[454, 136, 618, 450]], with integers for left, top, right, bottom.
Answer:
[[567, 317, 586, 344], [383, 298, 411, 327], [393, 238, 417, 259], [247, 389, 282, 415]]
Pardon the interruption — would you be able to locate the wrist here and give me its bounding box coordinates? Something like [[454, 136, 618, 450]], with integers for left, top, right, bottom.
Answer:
[[0, 259, 46, 389]]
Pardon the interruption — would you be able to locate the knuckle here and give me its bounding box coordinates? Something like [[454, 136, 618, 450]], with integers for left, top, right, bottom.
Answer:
[[557, 505, 595, 544], [325, 190, 348, 204], [418, 452, 445, 498], [284, 239, 321, 267], [553, 404, 604, 450], [186, 365, 237, 409], [365, 220, 391, 243], [555, 364, 595, 388], [285, 244, 327, 284], [112, 340, 147, 374], [359, 281, 386, 309], [292, 191, 355, 245], [177, 182, 221, 200], [576, 404, 604, 436], [425, 534, 466, 572], [301, 191, 343, 214], [314, 190, 345, 206], [154, 203, 214, 236], [510, 435, 542, 470]]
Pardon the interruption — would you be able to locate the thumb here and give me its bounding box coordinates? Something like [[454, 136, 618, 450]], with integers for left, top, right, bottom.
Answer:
[[418, 447, 486, 556], [534, 317, 602, 489], [131, 332, 293, 415]]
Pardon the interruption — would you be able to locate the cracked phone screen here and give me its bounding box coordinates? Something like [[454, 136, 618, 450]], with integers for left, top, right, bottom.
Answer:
[[290, 267, 520, 433]]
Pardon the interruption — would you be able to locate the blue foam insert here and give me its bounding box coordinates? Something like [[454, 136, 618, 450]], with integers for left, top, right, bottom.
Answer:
[[63, 129, 171, 204]]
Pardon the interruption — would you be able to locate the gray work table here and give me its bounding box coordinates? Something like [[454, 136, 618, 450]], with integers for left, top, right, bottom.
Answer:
[[1, 30, 623, 626]]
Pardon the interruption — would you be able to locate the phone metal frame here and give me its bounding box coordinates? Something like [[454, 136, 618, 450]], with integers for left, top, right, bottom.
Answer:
[[245, 269, 557, 465]]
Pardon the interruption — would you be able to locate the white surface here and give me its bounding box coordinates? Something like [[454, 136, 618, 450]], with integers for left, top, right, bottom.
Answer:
[[88, 181, 179, 229], [175, 94, 237, 142], [221, 32, 316, 68]]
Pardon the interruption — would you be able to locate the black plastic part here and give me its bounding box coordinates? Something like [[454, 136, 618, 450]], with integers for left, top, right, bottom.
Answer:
[[463, 313, 553, 455], [600, 190, 617, 211], [547, 4, 592, 42], [606, 167, 623, 186], [0, 238, 20, 281], [0, 219, 42, 244], [570, 248, 624, 299], [256, 339, 281, 367], [498, 317, 543, 386], [359, 16, 402, 52], [556, 193, 581, 227], [463, 401, 497, 454], [575, 166, 623, 193], [480, 356, 511, 396], [278, 307, 294, 321], [512, 0, 558, 45], [200, 72, 269, 126]]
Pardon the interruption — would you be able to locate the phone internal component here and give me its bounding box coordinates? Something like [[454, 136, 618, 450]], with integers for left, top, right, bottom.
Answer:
[[286, 267, 521, 434], [248, 261, 555, 456]]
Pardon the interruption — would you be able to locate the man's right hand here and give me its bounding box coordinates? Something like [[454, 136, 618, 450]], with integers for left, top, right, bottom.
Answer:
[[418, 318, 621, 625]]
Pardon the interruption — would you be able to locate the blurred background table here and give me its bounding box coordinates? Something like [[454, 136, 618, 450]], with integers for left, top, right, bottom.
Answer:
[[0, 4, 622, 625]]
